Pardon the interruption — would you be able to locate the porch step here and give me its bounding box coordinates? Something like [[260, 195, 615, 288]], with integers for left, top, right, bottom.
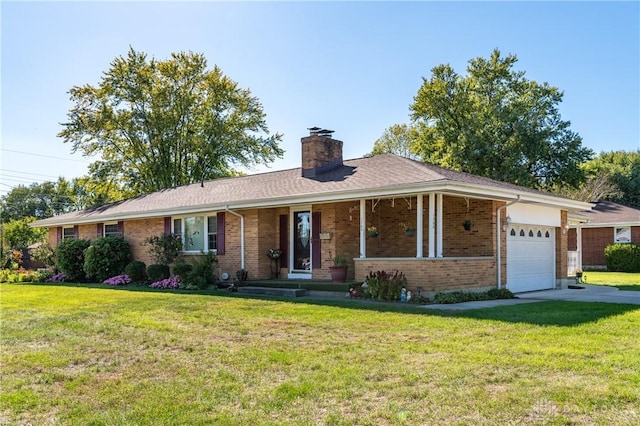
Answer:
[[237, 286, 307, 298]]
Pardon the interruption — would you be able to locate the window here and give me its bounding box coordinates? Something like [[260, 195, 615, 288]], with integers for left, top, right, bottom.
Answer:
[[63, 227, 75, 239], [173, 215, 217, 252], [104, 223, 120, 237], [614, 227, 631, 243], [207, 216, 218, 250]]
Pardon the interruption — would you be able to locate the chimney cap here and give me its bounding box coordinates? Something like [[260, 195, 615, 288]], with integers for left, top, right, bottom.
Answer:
[[307, 126, 322, 135], [318, 129, 334, 137]]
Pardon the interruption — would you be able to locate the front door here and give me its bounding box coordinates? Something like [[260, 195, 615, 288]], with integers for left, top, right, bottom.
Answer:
[[291, 210, 312, 275]]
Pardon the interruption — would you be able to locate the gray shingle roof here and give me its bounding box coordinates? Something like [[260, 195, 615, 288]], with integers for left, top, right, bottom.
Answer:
[[33, 154, 590, 226], [576, 201, 640, 225]]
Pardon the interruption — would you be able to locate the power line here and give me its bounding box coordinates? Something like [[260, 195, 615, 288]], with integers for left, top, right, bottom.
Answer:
[[1, 148, 91, 163], [0, 169, 62, 179]]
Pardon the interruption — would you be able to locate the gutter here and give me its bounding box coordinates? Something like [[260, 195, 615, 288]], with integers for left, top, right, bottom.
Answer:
[[496, 195, 521, 289], [224, 206, 245, 270]]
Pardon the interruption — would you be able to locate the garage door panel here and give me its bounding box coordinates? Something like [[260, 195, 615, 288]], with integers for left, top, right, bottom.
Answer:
[[507, 225, 555, 293]]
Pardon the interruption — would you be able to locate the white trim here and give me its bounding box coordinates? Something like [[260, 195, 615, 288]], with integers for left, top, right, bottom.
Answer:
[[172, 213, 219, 254], [289, 206, 312, 273], [31, 181, 594, 228], [416, 194, 423, 258], [428, 193, 435, 258], [436, 193, 443, 258], [359, 198, 366, 258], [287, 272, 312, 279]]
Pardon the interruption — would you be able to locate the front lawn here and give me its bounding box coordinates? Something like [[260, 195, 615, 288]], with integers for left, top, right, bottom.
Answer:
[[2, 283, 639, 425], [582, 271, 640, 291]]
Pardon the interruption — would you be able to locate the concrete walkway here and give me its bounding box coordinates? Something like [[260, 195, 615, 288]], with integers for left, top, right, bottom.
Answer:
[[422, 285, 640, 311]]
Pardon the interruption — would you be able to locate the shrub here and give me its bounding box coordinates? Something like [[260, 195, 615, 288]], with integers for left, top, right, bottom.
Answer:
[[31, 243, 56, 268], [83, 237, 132, 283], [55, 238, 91, 282], [125, 261, 147, 283], [145, 234, 182, 265], [46, 272, 68, 282], [434, 288, 515, 304], [147, 264, 170, 282], [149, 276, 180, 289], [185, 252, 218, 290], [604, 243, 640, 272], [172, 262, 193, 279], [365, 270, 407, 301], [103, 274, 132, 285], [487, 288, 515, 300]]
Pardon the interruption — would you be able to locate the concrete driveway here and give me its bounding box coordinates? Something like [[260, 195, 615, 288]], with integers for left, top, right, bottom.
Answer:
[[423, 285, 640, 310]]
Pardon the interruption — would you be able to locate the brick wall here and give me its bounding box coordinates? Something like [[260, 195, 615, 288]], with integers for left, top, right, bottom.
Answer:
[[120, 218, 164, 266], [581, 227, 613, 266], [355, 257, 496, 294], [555, 210, 568, 279]]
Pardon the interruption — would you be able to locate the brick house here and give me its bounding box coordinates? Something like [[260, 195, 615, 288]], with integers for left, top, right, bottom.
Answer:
[[33, 128, 592, 294], [568, 201, 640, 270]]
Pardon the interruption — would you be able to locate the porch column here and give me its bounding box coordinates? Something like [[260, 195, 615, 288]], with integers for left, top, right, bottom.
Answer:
[[416, 194, 424, 258], [428, 193, 435, 258], [577, 223, 583, 271], [359, 198, 366, 258], [437, 193, 443, 257]]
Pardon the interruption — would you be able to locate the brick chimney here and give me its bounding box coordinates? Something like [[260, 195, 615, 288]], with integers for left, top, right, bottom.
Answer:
[[301, 127, 343, 178]]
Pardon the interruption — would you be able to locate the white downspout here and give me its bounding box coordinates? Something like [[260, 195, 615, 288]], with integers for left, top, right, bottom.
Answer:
[[225, 206, 245, 270], [496, 196, 521, 289]]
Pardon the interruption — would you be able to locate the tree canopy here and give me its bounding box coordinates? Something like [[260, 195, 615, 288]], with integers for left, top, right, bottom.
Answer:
[[584, 150, 640, 207], [59, 48, 283, 195], [367, 124, 419, 160], [409, 49, 593, 190]]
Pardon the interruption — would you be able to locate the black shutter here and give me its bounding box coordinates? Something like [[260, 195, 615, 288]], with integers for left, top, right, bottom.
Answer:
[[97, 223, 103, 238], [164, 217, 171, 235]]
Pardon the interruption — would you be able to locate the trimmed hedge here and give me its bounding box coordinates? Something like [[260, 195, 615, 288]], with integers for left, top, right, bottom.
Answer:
[[604, 243, 640, 272], [55, 238, 91, 282], [434, 288, 515, 304], [83, 236, 132, 283], [125, 261, 147, 283], [147, 264, 170, 282]]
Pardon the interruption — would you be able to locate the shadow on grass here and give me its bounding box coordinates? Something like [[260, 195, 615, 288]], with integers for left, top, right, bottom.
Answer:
[[10, 282, 639, 327]]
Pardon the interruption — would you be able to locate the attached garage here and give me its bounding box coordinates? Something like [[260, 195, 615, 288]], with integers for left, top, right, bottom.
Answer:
[[506, 225, 556, 293]]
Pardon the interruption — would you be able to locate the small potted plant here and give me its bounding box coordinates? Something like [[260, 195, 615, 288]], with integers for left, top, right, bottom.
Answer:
[[329, 254, 348, 283], [463, 219, 473, 231], [400, 222, 416, 237], [367, 226, 379, 238]]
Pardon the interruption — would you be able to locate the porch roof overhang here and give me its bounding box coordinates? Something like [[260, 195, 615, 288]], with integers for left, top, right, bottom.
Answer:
[[32, 179, 593, 228]]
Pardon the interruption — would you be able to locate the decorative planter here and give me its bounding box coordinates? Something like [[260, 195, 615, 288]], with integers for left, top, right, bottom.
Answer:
[[404, 229, 415, 237], [329, 265, 348, 283], [463, 221, 473, 231], [368, 232, 379, 238]]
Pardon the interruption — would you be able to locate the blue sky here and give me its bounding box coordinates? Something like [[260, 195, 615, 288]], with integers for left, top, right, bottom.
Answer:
[[2, 1, 639, 197]]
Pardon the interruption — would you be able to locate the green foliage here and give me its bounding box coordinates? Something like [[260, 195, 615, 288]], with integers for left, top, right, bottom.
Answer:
[[0, 269, 51, 283], [3, 217, 47, 249], [434, 288, 515, 304], [584, 150, 640, 207], [604, 243, 640, 272], [147, 264, 170, 282], [31, 244, 56, 268], [55, 238, 91, 282], [125, 260, 147, 283], [410, 49, 593, 190], [368, 123, 420, 159], [58, 48, 283, 196], [181, 252, 218, 290], [172, 261, 193, 279], [365, 270, 407, 301], [333, 255, 348, 266], [83, 237, 132, 282], [145, 234, 183, 265]]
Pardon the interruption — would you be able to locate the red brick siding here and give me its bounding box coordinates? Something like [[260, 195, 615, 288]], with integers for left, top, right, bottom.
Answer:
[[355, 257, 496, 293], [556, 210, 568, 279]]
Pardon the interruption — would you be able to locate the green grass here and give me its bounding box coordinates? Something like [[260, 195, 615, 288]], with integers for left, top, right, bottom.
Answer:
[[582, 271, 640, 291], [2, 283, 640, 425]]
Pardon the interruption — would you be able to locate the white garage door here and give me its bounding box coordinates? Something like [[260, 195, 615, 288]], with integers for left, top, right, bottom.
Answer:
[[507, 225, 555, 293]]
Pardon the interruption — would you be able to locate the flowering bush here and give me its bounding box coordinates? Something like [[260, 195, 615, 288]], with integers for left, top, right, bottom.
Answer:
[[103, 274, 132, 286], [267, 248, 283, 259], [149, 275, 180, 289], [46, 272, 67, 282]]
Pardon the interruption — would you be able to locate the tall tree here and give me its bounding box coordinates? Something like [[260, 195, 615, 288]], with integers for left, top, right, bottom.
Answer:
[[583, 150, 640, 207], [368, 124, 420, 159], [59, 48, 283, 195], [410, 49, 593, 189]]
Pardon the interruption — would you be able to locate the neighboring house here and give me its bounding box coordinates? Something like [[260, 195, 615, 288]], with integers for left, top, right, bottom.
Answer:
[[568, 201, 640, 271], [33, 128, 592, 294]]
